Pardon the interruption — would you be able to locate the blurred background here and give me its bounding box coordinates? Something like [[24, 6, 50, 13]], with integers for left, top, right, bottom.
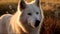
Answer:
[[0, 0, 60, 34]]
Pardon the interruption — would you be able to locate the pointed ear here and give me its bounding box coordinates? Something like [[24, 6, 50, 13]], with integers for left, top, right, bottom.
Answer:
[[20, 0, 26, 10], [35, 0, 40, 7]]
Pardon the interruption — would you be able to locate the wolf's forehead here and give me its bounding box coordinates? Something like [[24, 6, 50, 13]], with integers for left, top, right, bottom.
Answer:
[[25, 4, 40, 12]]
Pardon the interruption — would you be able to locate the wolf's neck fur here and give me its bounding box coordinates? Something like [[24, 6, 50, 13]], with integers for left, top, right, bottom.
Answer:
[[8, 11, 40, 34]]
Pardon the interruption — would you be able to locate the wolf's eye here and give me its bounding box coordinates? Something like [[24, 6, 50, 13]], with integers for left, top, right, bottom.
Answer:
[[36, 12, 39, 14], [28, 13, 32, 16]]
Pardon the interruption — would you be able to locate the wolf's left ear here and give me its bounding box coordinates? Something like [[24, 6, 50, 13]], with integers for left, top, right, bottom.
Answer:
[[19, 0, 26, 10], [35, 0, 40, 7]]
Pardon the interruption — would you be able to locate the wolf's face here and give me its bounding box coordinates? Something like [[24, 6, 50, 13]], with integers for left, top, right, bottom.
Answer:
[[23, 5, 41, 28], [19, 0, 43, 28]]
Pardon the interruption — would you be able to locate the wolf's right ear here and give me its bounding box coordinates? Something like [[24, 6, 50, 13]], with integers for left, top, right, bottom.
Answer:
[[19, 0, 26, 10], [35, 0, 40, 7]]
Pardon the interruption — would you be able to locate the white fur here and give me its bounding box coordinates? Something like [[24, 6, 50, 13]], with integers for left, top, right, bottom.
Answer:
[[0, 0, 44, 34]]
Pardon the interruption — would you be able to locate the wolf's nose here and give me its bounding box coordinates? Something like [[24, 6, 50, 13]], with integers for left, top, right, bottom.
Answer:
[[35, 20, 40, 27]]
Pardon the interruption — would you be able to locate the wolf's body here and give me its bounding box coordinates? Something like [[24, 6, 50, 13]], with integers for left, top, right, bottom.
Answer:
[[0, 0, 44, 34]]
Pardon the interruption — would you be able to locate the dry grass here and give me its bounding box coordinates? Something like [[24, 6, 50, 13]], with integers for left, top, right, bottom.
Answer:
[[40, 9, 60, 34]]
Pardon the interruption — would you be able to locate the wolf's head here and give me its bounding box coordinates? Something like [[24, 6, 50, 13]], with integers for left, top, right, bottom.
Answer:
[[18, 0, 44, 28]]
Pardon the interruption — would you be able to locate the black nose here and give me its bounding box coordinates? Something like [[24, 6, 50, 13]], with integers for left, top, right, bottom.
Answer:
[[35, 20, 40, 27]]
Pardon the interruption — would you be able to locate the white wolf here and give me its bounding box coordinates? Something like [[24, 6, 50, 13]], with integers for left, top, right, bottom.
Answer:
[[0, 0, 44, 34]]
